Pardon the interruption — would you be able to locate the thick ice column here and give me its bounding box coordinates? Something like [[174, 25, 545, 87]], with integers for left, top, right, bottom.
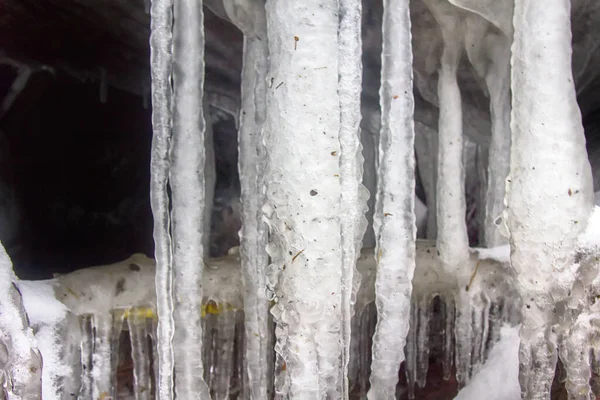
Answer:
[[226, 0, 272, 397], [170, 0, 211, 396], [0, 244, 42, 400], [367, 0, 417, 397], [148, 0, 175, 396], [264, 0, 365, 397], [508, 0, 594, 397]]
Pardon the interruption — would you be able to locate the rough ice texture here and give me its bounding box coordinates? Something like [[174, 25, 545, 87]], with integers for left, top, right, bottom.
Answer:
[[263, 1, 352, 397], [0, 244, 42, 400], [368, 0, 417, 398], [148, 0, 175, 396], [508, 0, 595, 397], [226, 0, 273, 396]]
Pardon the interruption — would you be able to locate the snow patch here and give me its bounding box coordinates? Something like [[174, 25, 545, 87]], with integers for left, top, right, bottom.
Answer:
[[471, 245, 511, 264], [579, 206, 600, 248], [454, 324, 520, 400]]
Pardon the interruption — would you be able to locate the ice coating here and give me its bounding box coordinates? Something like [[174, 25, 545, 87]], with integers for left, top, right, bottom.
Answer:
[[508, 0, 595, 397], [367, 0, 417, 397], [170, 0, 211, 395], [0, 244, 42, 400], [338, 0, 368, 396], [148, 0, 175, 395], [227, 0, 272, 396]]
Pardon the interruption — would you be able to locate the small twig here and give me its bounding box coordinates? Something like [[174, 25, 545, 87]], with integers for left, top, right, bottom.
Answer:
[[466, 260, 481, 292]]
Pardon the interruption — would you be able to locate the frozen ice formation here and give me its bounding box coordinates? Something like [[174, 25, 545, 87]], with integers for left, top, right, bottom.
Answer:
[[3, 0, 600, 399]]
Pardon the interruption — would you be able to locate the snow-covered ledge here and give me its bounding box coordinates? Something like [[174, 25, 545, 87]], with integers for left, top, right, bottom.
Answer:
[[6, 242, 521, 399]]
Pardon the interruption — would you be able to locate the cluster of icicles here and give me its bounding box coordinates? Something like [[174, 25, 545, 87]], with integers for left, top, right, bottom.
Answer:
[[2, 0, 600, 399], [7, 243, 518, 400]]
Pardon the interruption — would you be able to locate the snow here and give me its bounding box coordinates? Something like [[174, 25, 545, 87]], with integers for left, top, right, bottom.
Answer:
[[471, 245, 511, 264], [579, 206, 600, 248], [454, 324, 520, 400], [17, 280, 69, 400]]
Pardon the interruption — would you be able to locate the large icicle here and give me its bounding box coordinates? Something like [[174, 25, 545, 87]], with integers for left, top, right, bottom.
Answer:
[[422, 0, 469, 271], [263, 0, 365, 396], [170, 0, 211, 395], [367, 0, 417, 397], [90, 314, 114, 399], [508, 0, 594, 397], [0, 244, 42, 400], [338, 0, 368, 397], [128, 311, 152, 400], [225, 0, 272, 397], [148, 0, 175, 396]]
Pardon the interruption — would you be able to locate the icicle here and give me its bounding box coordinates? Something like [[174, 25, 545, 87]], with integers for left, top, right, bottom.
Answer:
[[263, 0, 351, 397], [358, 303, 377, 396], [128, 311, 152, 400], [80, 316, 94, 399], [422, 0, 469, 270], [442, 296, 455, 381], [461, 13, 512, 247], [144, 0, 150, 14], [338, 0, 367, 397], [560, 318, 593, 398], [368, 0, 417, 397], [0, 243, 42, 400], [508, 0, 594, 397], [416, 296, 431, 388], [148, 0, 175, 395], [91, 314, 114, 399], [454, 292, 474, 386], [404, 299, 418, 399], [212, 310, 236, 399], [229, 0, 272, 396], [169, 0, 211, 396], [99, 67, 108, 104]]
